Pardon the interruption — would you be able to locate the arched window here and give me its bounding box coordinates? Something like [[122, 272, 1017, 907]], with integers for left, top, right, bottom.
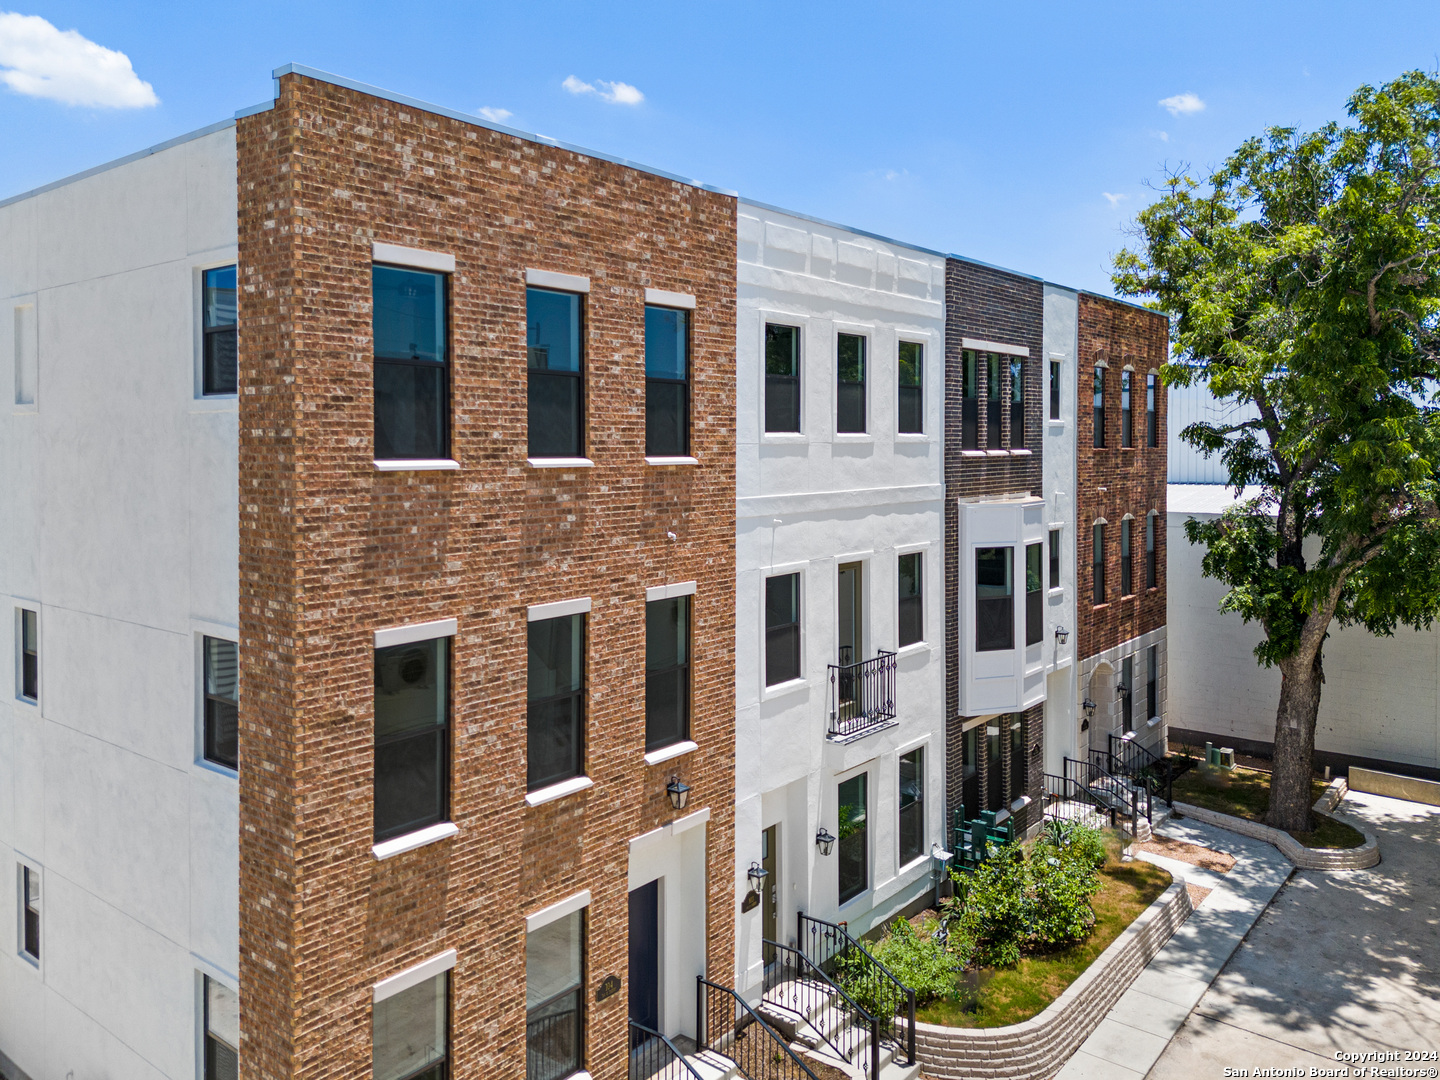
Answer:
[[1120, 515, 1134, 596], [1093, 366, 1106, 448], [1146, 372, 1158, 447]]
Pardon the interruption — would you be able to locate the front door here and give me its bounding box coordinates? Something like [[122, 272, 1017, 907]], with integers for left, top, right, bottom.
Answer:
[[628, 880, 660, 1035], [761, 825, 778, 966]]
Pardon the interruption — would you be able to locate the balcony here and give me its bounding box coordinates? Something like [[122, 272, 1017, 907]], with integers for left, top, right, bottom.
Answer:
[[827, 648, 898, 742]]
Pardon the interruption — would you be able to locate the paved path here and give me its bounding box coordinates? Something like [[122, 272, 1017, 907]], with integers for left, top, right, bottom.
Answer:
[[1146, 791, 1440, 1078]]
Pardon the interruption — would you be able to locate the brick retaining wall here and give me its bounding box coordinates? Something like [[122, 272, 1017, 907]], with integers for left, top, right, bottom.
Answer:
[[1170, 794, 1380, 871]]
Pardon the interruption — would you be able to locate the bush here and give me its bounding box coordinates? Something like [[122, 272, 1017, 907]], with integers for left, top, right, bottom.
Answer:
[[836, 916, 967, 1011], [949, 842, 1031, 968], [1039, 820, 1108, 868], [1029, 850, 1100, 948]]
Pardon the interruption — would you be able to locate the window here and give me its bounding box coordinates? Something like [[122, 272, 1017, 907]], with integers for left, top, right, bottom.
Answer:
[[374, 636, 450, 842], [202, 266, 237, 395], [1009, 357, 1025, 449], [898, 340, 923, 434], [1008, 716, 1026, 804], [374, 265, 448, 461], [986, 353, 1002, 449], [898, 748, 924, 866], [645, 305, 688, 457], [1025, 543, 1043, 646], [1093, 366, 1106, 448], [961, 351, 979, 449], [19, 865, 38, 961], [1121, 656, 1134, 733], [765, 323, 801, 433], [645, 596, 690, 751], [1092, 523, 1105, 605], [1121, 370, 1133, 448], [527, 288, 584, 458], [837, 774, 867, 903], [203, 637, 239, 770], [975, 547, 1014, 652], [528, 615, 585, 790], [1049, 528, 1061, 590], [765, 573, 801, 687], [18, 608, 37, 702], [1146, 512, 1158, 589], [837, 333, 866, 433], [527, 909, 584, 1080], [897, 553, 923, 648], [375, 972, 448, 1080], [1146, 372, 1158, 447], [1147, 644, 1159, 721], [986, 726, 1002, 813], [204, 977, 239, 1080], [1121, 517, 1133, 597], [1049, 359, 1060, 420]]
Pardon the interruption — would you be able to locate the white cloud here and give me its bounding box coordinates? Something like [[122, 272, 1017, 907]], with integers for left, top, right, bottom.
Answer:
[[478, 106, 512, 123], [0, 11, 157, 107], [1103, 192, 1128, 207], [1149, 129, 1170, 142], [563, 75, 644, 106], [1159, 92, 1205, 117]]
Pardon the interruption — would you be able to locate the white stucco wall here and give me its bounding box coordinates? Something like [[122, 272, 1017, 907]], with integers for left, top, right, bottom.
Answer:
[[0, 125, 239, 1080], [1168, 485, 1440, 773], [734, 203, 946, 994]]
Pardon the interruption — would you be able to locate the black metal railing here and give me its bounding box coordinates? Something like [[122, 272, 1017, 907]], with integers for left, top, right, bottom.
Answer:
[[526, 992, 583, 1080], [827, 650, 897, 740], [1066, 754, 1152, 824], [796, 912, 916, 1067], [696, 977, 821, 1080], [1107, 731, 1175, 806], [629, 1020, 704, 1080], [1043, 773, 1117, 829], [763, 940, 880, 1078]]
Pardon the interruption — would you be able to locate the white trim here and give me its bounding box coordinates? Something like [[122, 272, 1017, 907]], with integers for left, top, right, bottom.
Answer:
[[961, 337, 1029, 357], [527, 597, 591, 622], [526, 889, 592, 933], [644, 456, 699, 466], [372, 822, 459, 861], [643, 740, 697, 766], [528, 457, 594, 469], [646, 581, 697, 603], [374, 618, 457, 649], [526, 268, 591, 294], [374, 458, 460, 471], [644, 288, 696, 310], [372, 242, 456, 274], [525, 775, 594, 806], [372, 948, 458, 1003], [671, 807, 711, 836]]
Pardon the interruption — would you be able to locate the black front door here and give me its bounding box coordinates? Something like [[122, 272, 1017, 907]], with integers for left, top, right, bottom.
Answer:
[[628, 879, 660, 1034]]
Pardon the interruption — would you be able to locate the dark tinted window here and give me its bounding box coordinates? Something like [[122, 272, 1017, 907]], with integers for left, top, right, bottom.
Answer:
[[898, 748, 923, 866], [645, 306, 689, 457], [976, 547, 1014, 652], [765, 323, 800, 433], [1049, 359, 1060, 420], [1092, 523, 1106, 605], [203, 636, 239, 770], [646, 596, 690, 751], [1147, 644, 1159, 721], [1146, 372, 1158, 447], [1025, 543, 1043, 646], [203, 265, 237, 395], [765, 574, 801, 686], [1146, 513, 1158, 589], [526, 909, 584, 1080], [1093, 366, 1106, 448], [528, 615, 585, 789], [19, 608, 37, 701], [898, 553, 923, 648], [962, 351, 979, 449], [838, 774, 867, 903], [837, 333, 866, 433], [1009, 357, 1025, 449], [1121, 518, 1134, 596], [527, 288, 584, 458], [204, 977, 239, 1080], [374, 265, 448, 460], [1049, 529, 1061, 590], [986, 353, 1002, 449], [898, 341, 923, 434], [1121, 370, 1133, 448], [21, 866, 38, 961], [374, 636, 449, 841]]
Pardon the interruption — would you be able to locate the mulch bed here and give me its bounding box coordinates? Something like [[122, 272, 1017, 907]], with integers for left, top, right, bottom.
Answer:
[[1185, 882, 1213, 909], [1133, 834, 1237, 873]]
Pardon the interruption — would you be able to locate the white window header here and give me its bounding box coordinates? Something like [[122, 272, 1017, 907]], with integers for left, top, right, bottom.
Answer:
[[528, 597, 592, 622], [372, 242, 455, 274], [527, 268, 591, 294], [644, 288, 696, 310], [373, 948, 457, 1003], [526, 889, 592, 933], [646, 580, 697, 603], [962, 337, 1029, 358], [374, 618, 458, 649]]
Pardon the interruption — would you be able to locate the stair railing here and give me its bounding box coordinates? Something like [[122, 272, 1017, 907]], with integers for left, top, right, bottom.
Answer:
[[628, 1019, 706, 1080], [1107, 731, 1175, 806], [696, 976, 822, 1080], [796, 912, 916, 1067], [763, 939, 880, 1079], [1069, 753, 1152, 824], [1043, 772, 1117, 830]]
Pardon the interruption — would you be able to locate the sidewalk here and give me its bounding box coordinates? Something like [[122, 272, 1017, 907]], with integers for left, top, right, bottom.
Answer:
[[1053, 813, 1294, 1080]]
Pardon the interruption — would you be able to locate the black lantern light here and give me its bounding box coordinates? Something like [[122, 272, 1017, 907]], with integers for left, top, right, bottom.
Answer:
[[746, 861, 769, 896], [1054, 626, 1070, 646], [666, 777, 691, 811], [815, 827, 837, 857]]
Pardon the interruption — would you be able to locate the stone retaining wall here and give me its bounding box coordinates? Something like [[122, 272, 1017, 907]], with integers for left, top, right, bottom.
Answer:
[[1170, 786, 1379, 870], [914, 880, 1193, 1080]]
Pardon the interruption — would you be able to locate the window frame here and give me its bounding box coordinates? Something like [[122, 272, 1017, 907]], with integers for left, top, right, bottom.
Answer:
[[1009, 356, 1025, 449], [17, 607, 38, 704], [644, 303, 691, 458], [526, 285, 586, 460], [837, 771, 869, 905], [1008, 715, 1026, 805], [1121, 368, 1134, 448], [527, 614, 587, 792], [526, 908, 586, 1080], [898, 747, 925, 868], [1120, 517, 1134, 598], [373, 634, 453, 844], [1147, 644, 1160, 722], [897, 551, 924, 649], [1092, 522, 1106, 606], [764, 572, 803, 688], [203, 975, 240, 1080], [18, 863, 39, 964], [1093, 365, 1106, 448], [961, 350, 979, 450], [1048, 528, 1062, 591], [1025, 542, 1043, 646], [1049, 359, 1061, 421], [202, 635, 239, 772], [897, 338, 924, 435], [763, 321, 802, 435], [1146, 371, 1158, 447], [1146, 511, 1158, 589], [201, 264, 238, 397], [836, 331, 868, 435], [374, 969, 450, 1080], [986, 352, 1002, 450], [645, 595, 691, 753], [1121, 655, 1134, 733], [373, 263, 451, 462], [975, 546, 1015, 653]]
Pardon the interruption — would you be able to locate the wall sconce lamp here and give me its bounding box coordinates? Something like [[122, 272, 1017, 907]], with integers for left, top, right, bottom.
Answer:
[[815, 827, 837, 857], [1081, 697, 1096, 732], [1054, 626, 1070, 646], [746, 861, 769, 896], [666, 777, 691, 811], [1115, 682, 1130, 697]]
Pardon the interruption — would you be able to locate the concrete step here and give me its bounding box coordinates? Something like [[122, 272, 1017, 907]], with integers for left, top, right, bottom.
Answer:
[[685, 1048, 741, 1080]]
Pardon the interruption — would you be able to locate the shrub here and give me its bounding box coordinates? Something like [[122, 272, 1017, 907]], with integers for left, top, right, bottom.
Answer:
[[835, 916, 967, 1011], [1029, 850, 1100, 948], [949, 842, 1031, 968], [1037, 820, 1108, 868]]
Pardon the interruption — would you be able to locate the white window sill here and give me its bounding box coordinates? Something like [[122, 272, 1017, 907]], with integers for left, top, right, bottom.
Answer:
[[190, 395, 238, 411], [374, 459, 460, 471], [761, 432, 806, 441], [644, 740, 698, 766], [895, 432, 930, 442], [1047, 419, 1065, 428], [1010, 795, 1032, 813], [525, 775, 594, 806], [645, 456, 699, 466], [195, 759, 239, 781], [372, 821, 459, 860], [985, 449, 1009, 457], [15, 695, 38, 707], [1009, 448, 1033, 456], [959, 450, 987, 458], [896, 640, 929, 657], [761, 677, 808, 702], [527, 457, 594, 469], [1147, 715, 1162, 727], [1048, 587, 1064, 597], [834, 433, 873, 442]]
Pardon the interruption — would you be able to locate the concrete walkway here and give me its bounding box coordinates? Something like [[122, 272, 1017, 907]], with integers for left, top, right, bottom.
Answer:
[[1054, 812, 1294, 1080]]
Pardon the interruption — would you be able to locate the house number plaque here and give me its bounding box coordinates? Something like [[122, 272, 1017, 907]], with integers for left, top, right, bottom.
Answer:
[[596, 974, 622, 1001]]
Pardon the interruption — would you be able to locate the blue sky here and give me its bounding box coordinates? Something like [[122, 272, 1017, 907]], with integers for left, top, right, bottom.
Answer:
[[3, 1, 1439, 294]]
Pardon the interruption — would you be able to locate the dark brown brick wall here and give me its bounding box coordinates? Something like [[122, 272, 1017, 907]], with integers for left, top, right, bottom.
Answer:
[[237, 73, 736, 1080], [1076, 293, 1168, 662]]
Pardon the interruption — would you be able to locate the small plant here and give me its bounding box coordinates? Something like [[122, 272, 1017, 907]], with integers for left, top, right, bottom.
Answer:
[[835, 916, 969, 1011], [1029, 849, 1100, 948], [947, 842, 1031, 968]]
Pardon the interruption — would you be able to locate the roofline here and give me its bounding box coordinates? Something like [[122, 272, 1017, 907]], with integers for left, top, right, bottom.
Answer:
[[270, 64, 738, 197], [738, 198, 948, 260], [1076, 288, 1168, 318], [0, 118, 236, 210], [944, 249, 1045, 284]]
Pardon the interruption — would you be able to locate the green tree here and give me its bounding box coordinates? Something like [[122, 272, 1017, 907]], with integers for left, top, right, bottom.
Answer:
[[1114, 71, 1440, 832]]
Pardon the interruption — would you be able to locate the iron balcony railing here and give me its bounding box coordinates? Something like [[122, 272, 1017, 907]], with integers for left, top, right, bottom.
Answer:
[[696, 977, 821, 1080], [1043, 772, 1117, 830], [763, 939, 881, 1078], [796, 912, 917, 1068], [1107, 731, 1175, 807], [628, 1019, 704, 1080], [827, 649, 897, 741]]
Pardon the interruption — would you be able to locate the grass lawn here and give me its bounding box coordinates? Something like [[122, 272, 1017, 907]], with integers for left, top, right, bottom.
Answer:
[[1170, 763, 1366, 849], [916, 860, 1172, 1029]]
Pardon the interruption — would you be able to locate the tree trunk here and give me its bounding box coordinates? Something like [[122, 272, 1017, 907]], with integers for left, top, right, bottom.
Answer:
[[1268, 644, 1324, 833]]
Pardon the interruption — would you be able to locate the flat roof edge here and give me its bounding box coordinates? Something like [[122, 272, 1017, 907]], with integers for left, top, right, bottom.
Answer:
[[738, 198, 948, 260], [944, 250, 1045, 284], [0, 118, 236, 211], [271, 64, 737, 196]]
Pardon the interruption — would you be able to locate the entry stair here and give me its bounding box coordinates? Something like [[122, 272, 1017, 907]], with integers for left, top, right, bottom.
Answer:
[[1064, 754, 1154, 842]]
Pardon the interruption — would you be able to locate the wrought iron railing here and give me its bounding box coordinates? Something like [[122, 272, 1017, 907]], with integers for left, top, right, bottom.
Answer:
[[1107, 731, 1175, 806], [526, 991, 583, 1080], [827, 650, 897, 740], [796, 912, 916, 1067], [1043, 773, 1117, 829], [696, 977, 821, 1080], [628, 1020, 704, 1080], [763, 940, 880, 1078], [1066, 754, 1152, 824]]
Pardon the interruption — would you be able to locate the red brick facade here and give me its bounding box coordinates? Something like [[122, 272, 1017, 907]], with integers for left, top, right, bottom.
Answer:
[[236, 73, 736, 1079]]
